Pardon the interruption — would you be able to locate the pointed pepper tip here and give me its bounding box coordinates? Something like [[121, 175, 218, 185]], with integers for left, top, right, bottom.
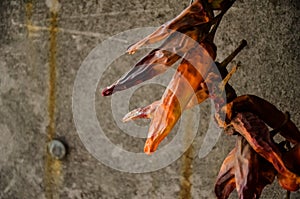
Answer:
[[101, 85, 115, 96]]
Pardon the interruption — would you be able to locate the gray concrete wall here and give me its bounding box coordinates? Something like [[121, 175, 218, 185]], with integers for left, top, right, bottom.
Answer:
[[0, 0, 299, 198]]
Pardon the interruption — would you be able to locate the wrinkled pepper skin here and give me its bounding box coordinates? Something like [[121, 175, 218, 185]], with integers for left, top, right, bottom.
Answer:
[[122, 85, 209, 122], [215, 135, 276, 199], [122, 40, 248, 122], [127, 0, 210, 54], [277, 143, 300, 190], [215, 147, 236, 199], [144, 45, 214, 154], [234, 135, 259, 199], [223, 95, 300, 144], [234, 135, 276, 199], [122, 71, 236, 122], [102, 26, 210, 96], [231, 112, 300, 191], [122, 100, 160, 122], [102, 0, 237, 96]]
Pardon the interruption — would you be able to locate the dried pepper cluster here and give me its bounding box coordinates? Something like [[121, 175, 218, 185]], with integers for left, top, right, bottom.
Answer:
[[102, 0, 300, 198]]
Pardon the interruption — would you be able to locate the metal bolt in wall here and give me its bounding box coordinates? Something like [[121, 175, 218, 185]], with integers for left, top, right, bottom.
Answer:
[[48, 139, 66, 160]]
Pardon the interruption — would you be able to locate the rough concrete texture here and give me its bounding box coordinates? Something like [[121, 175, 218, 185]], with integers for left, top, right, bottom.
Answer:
[[0, 0, 299, 198]]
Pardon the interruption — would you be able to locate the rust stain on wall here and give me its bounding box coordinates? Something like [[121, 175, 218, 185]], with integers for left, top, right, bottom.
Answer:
[[25, 0, 33, 37], [24, 1, 64, 198], [179, 113, 194, 199], [43, 1, 63, 198], [179, 146, 194, 199]]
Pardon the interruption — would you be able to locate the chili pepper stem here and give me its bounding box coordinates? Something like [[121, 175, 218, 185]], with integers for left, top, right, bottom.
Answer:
[[220, 40, 247, 68], [218, 63, 240, 92]]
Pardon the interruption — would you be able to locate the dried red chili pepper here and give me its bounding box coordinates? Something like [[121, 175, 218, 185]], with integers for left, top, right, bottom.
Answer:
[[122, 40, 246, 122], [231, 112, 300, 191], [122, 85, 209, 122], [234, 135, 276, 198], [144, 45, 214, 154], [215, 146, 236, 199], [102, 27, 206, 96], [102, 0, 238, 96], [274, 143, 300, 191], [126, 0, 211, 54], [221, 95, 300, 144], [209, 67, 299, 193], [103, 0, 240, 153], [126, 0, 237, 54], [215, 135, 276, 199]]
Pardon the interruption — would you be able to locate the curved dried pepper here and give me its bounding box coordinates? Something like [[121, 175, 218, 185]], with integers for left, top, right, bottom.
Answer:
[[277, 143, 300, 191], [215, 147, 236, 199], [102, 27, 207, 96], [215, 135, 277, 199], [234, 135, 259, 198], [123, 87, 209, 122], [215, 135, 276, 199], [231, 112, 300, 191], [144, 45, 214, 154], [222, 95, 300, 144], [122, 70, 229, 122], [102, 1, 236, 96], [127, 0, 211, 54], [122, 67, 234, 123], [234, 135, 276, 199], [122, 40, 247, 122], [137, 42, 244, 154], [122, 100, 160, 122], [255, 157, 277, 196], [102, 13, 224, 96]]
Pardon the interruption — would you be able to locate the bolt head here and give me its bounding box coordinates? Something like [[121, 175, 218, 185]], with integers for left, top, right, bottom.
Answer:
[[48, 139, 66, 160]]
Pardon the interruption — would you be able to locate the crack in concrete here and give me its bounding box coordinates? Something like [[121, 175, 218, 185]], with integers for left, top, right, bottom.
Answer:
[[12, 19, 128, 42], [64, 8, 173, 19]]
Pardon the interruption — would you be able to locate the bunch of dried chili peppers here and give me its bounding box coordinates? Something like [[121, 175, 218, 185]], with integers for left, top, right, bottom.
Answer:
[[102, 0, 300, 198]]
